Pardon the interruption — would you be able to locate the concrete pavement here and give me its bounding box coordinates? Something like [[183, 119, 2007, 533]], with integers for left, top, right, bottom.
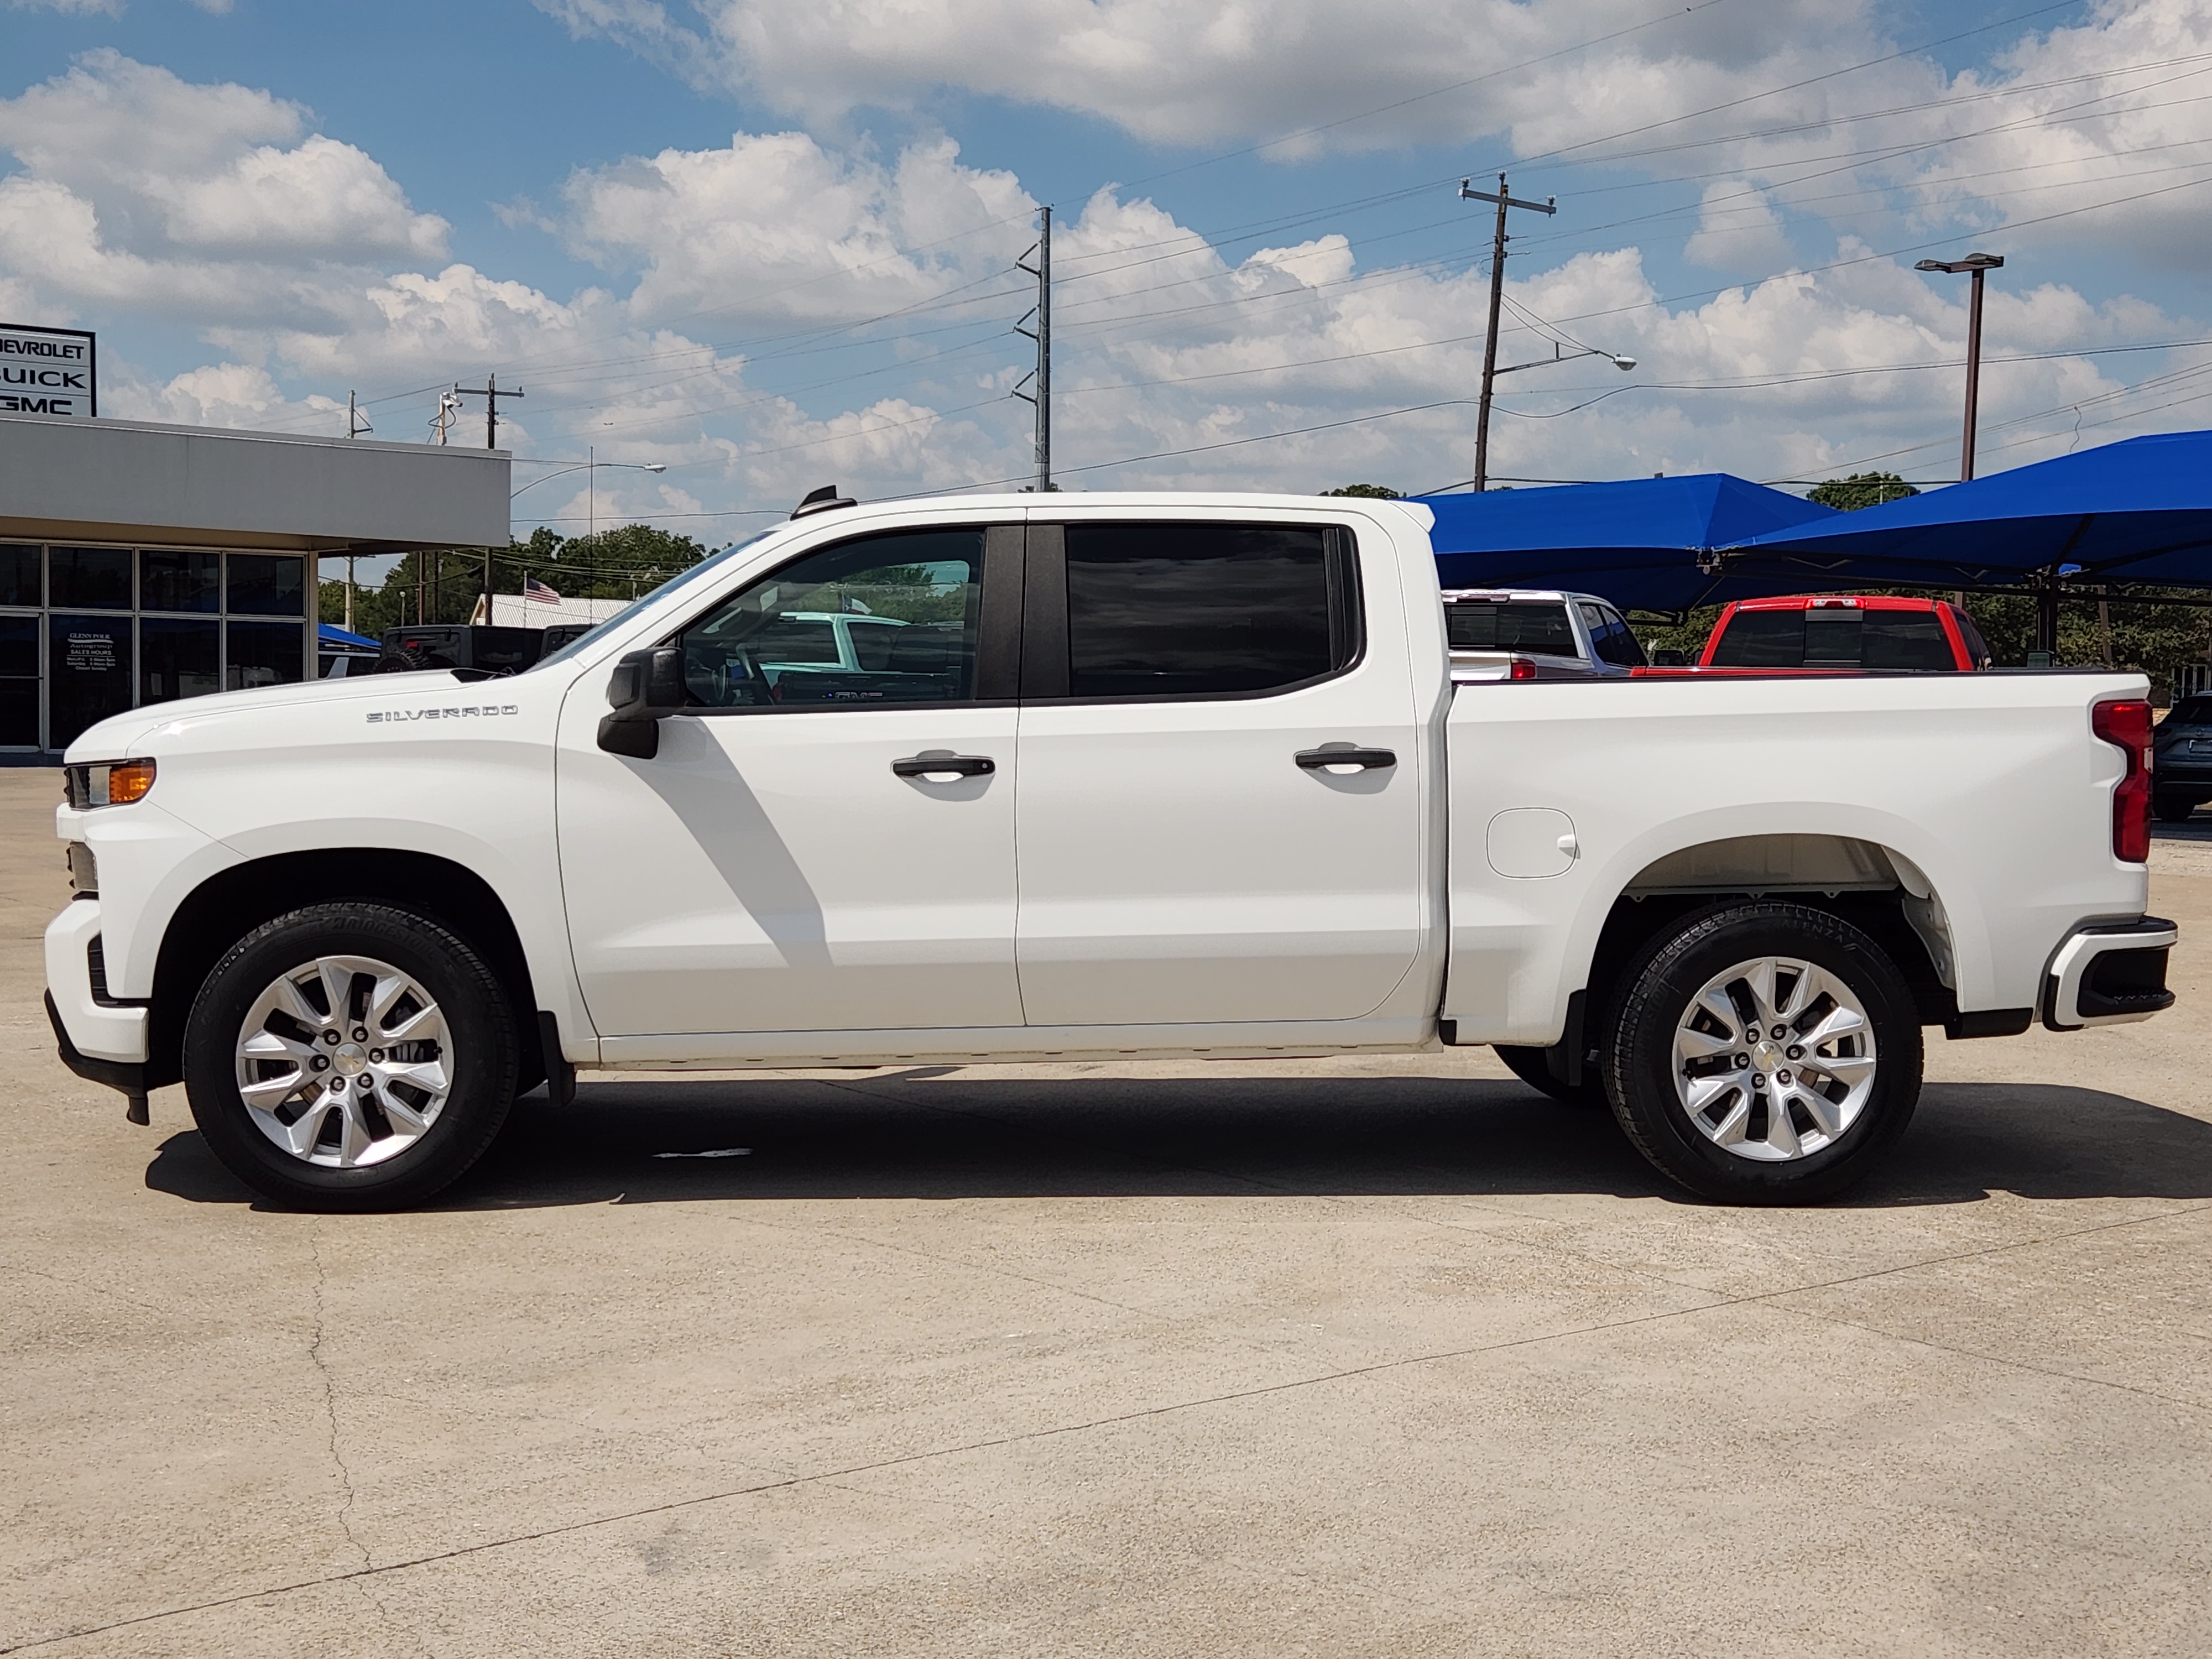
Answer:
[[2, 768, 2207, 1656]]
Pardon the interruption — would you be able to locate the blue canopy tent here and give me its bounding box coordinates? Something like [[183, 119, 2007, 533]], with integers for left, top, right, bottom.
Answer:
[[1416, 473, 1838, 614], [1709, 429, 2212, 652]]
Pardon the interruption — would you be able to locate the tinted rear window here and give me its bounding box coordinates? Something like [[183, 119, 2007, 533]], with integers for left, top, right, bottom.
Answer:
[[2169, 697, 2212, 726], [1446, 601, 1577, 655], [1063, 523, 1343, 698], [1709, 609, 1804, 666], [1861, 611, 1955, 670], [1711, 607, 1955, 670]]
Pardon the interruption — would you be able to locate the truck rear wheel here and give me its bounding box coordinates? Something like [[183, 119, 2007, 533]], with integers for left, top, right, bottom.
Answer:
[[1601, 903, 1922, 1204], [1493, 1044, 1604, 1108], [182, 902, 519, 1212]]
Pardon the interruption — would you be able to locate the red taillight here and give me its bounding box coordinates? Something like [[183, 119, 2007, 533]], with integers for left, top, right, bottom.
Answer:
[[2093, 697, 2152, 862], [1508, 656, 1538, 681]]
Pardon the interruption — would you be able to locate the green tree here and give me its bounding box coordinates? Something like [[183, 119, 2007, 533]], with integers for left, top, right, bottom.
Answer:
[[510, 524, 709, 602], [1323, 483, 1402, 498], [1807, 472, 1919, 512], [322, 525, 715, 637]]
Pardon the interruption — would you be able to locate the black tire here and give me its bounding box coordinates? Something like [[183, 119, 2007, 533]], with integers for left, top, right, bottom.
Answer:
[[1494, 1043, 1605, 1108], [183, 902, 519, 1211], [374, 645, 449, 674], [2153, 791, 2196, 823], [1601, 902, 1923, 1204]]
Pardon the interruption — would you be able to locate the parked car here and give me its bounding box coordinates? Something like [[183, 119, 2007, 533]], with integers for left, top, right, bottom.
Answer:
[[1697, 594, 1991, 671], [1442, 587, 1646, 680], [47, 493, 2173, 1213], [2152, 693, 2212, 821]]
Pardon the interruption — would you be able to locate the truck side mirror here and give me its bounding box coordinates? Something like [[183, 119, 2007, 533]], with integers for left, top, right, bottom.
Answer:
[[1652, 648, 1688, 667], [597, 646, 686, 759]]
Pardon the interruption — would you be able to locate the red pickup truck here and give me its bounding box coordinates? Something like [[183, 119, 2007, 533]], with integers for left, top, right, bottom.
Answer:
[[1693, 594, 1991, 672]]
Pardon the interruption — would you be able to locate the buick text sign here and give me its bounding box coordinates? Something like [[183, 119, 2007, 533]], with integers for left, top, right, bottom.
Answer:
[[0, 324, 95, 417]]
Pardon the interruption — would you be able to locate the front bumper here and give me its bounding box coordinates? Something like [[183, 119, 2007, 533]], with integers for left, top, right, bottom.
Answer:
[[44, 899, 148, 1064], [2043, 917, 2178, 1031]]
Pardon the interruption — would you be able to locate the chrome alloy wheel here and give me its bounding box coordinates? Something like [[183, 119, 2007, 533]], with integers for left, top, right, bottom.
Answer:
[[1671, 955, 1877, 1162], [233, 956, 452, 1168]]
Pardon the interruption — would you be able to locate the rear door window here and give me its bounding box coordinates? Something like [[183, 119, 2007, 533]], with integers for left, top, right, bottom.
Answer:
[[1446, 601, 1577, 655], [1585, 603, 1647, 667], [1055, 522, 1357, 700], [1951, 608, 1990, 667]]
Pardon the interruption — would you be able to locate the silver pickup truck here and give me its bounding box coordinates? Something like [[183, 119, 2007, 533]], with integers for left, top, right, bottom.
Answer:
[[1444, 587, 1648, 681]]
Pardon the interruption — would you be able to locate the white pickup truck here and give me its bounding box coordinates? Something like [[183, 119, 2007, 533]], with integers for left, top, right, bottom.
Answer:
[[45, 492, 2177, 1212]]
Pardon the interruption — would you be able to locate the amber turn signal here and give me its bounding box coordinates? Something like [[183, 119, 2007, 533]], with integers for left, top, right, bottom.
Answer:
[[105, 760, 156, 806]]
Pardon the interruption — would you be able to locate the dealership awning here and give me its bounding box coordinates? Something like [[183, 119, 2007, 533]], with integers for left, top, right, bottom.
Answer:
[[1415, 473, 1837, 613], [1709, 429, 2212, 592], [0, 411, 510, 554]]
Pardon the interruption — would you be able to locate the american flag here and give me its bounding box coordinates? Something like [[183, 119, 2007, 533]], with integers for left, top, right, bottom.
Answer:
[[523, 575, 561, 605]]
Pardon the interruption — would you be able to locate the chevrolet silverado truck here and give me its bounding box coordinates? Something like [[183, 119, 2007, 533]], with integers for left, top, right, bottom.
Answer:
[[45, 492, 2177, 1211]]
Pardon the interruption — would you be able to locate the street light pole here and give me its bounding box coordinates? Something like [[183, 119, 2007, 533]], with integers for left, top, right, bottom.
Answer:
[[504, 457, 668, 625], [1914, 252, 2005, 483], [1460, 174, 1556, 492]]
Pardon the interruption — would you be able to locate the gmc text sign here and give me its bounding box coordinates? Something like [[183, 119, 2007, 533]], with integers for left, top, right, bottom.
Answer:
[[0, 324, 96, 418]]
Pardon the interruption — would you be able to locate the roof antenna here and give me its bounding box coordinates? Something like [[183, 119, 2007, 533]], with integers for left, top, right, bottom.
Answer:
[[791, 484, 857, 519]]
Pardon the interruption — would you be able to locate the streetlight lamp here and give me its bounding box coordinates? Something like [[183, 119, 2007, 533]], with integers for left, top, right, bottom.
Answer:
[[504, 455, 667, 621], [1914, 252, 2005, 482], [1493, 342, 1638, 377], [510, 456, 668, 499]]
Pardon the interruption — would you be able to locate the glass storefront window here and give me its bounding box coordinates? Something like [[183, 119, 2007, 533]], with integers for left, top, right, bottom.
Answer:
[[4, 545, 313, 749], [141, 617, 221, 705], [0, 616, 37, 747], [49, 614, 133, 749], [50, 547, 132, 610], [226, 554, 305, 616], [0, 545, 40, 608], [141, 550, 221, 613], [226, 619, 304, 690]]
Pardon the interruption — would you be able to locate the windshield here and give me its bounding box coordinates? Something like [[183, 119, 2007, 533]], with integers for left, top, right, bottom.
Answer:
[[525, 528, 778, 672]]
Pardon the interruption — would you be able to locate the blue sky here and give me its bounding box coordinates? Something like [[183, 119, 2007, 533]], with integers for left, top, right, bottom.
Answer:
[[4, 0, 2209, 547]]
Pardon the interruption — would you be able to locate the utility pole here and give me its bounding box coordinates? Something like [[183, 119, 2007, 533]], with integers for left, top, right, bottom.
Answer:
[[1460, 174, 1555, 492], [347, 390, 373, 439], [455, 372, 525, 450], [1013, 206, 1052, 491], [1914, 253, 2004, 482]]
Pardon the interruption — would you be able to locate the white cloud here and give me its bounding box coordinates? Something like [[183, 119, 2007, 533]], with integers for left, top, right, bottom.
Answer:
[[1683, 184, 1795, 272], [0, 52, 447, 326], [3, 51, 2191, 534], [531, 0, 1898, 152], [107, 361, 338, 429], [561, 131, 1032, 328]]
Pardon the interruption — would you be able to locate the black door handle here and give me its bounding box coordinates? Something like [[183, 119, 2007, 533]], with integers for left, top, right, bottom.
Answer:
[[1296, 747, 1396, 771], [893, 754, 995, 778]]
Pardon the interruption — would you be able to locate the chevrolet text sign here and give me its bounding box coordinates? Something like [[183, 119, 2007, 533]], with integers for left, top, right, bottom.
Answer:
[[0, 324, 95, 418]]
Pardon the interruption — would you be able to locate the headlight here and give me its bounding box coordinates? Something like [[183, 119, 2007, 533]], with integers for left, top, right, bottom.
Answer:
[[63, 758, 156, 808]]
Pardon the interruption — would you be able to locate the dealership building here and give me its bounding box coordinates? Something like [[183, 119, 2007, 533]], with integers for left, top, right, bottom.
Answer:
[[0, 408, 508, 758]]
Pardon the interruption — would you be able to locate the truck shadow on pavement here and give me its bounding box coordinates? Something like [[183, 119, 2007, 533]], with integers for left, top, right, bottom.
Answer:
[[143, 1074, 2212, 1211]]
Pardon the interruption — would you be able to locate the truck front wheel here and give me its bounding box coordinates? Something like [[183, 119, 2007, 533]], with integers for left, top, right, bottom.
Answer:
[[182, 902, 520, 1212], [1602, 903, 1923, 1203]]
